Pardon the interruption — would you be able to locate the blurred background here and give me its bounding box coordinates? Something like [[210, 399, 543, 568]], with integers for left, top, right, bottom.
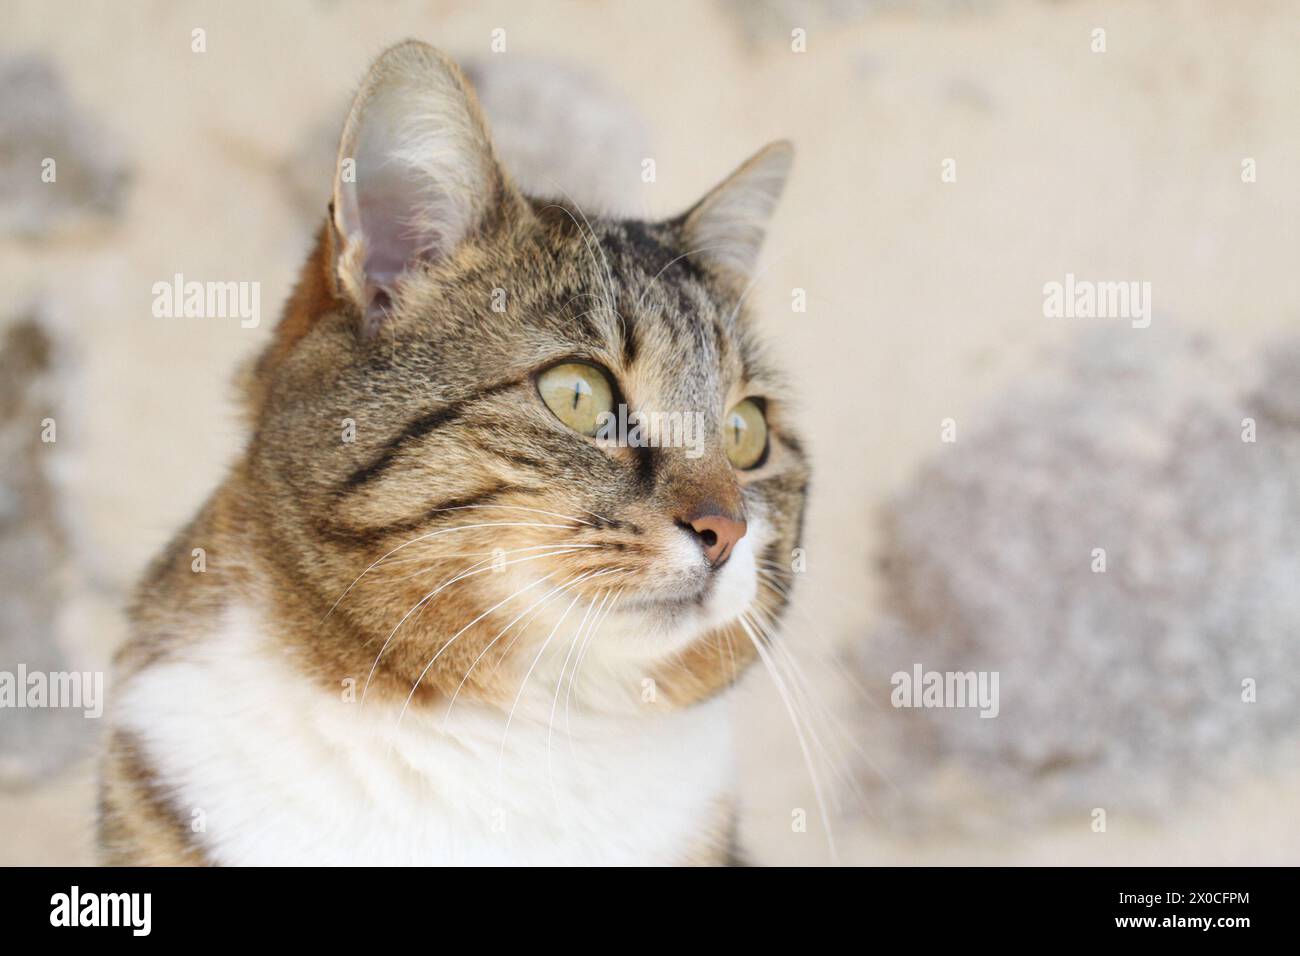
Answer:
[[1, 0, 1297, 865]]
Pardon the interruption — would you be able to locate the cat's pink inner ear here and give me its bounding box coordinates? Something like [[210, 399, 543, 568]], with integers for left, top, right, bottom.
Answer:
[[331, 42, 505, 323], [354, 170, 429, 294]]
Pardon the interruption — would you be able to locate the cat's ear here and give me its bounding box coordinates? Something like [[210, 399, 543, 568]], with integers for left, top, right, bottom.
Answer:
[[331, 41, 522, 327], [678, 140, 793, 281]]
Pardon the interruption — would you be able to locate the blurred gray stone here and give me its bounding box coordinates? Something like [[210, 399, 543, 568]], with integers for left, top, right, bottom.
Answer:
[[0, 55, 130, 236], [461, 56, 653, 215], [281, 55, 654, 224], [717, 0, 995, 46], [0, 313, 89, 788], [855, 329, 1300, 829]]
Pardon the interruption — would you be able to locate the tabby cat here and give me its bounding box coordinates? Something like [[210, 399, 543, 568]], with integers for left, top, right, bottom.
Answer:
[[100, 40, 808, 865]]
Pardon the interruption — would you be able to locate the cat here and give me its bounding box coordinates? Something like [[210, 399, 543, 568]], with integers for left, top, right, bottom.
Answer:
[[99, 40, 808, 865]]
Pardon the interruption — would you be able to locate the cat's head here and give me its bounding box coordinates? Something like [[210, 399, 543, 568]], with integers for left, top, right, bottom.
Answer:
[[245, 41, 808, 714]]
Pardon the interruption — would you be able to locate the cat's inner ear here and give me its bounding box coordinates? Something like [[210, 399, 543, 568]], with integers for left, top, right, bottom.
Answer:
[[679, 140, 793, 281], [332, 41, 517, 326]]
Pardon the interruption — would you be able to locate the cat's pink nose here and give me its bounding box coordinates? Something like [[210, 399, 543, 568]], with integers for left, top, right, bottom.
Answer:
[[686, 513, 747, 568]]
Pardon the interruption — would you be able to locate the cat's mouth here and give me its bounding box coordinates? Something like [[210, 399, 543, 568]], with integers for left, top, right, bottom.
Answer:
[[614, 569, 744, 622], [617, 524, 761, 628], [618, 587, 711, 613]]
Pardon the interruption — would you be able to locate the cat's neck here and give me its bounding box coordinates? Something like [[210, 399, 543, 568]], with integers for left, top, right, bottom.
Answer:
[[116, 596, 736, 864]]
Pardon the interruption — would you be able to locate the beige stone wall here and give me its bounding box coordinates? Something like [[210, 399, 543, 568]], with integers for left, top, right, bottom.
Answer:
[[2, 0, 1297, 865]]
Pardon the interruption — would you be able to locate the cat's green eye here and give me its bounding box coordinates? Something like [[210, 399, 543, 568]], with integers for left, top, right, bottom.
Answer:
[[723, 398, 768, 470], [537, 362, 615, 437]]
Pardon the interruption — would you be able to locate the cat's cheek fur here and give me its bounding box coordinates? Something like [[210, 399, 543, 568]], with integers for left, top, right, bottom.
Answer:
[[458, 519, 765, 722], [111, 602, 736, 866]]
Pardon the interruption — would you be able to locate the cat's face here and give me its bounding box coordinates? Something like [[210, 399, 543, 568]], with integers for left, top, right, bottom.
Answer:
[[245, 42, 807, 714]]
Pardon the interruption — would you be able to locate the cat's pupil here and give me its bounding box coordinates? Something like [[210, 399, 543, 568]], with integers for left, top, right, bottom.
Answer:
[[571, 382, 582, 409]]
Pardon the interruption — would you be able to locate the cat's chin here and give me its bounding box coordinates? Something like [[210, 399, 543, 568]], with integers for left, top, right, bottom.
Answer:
[[600, 528, 762, 657]]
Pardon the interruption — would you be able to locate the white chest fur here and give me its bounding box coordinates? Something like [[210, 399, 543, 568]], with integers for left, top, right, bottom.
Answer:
[[116, 604, 734, 865]]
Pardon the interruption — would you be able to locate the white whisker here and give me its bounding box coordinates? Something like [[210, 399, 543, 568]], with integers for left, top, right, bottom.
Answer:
[[737, 611, 839, 864], [393, 572, 560, 734], [322, 518, 583, 622], [565, 588, 623, 738], [361, 546, 584, 702], [546, 587, 610, 806], [441, 572, 605, 728], [497, 590, 584, 783]]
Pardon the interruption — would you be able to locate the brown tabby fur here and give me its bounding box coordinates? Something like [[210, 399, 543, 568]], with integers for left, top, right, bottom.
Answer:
[[100, 41, 807, 865]]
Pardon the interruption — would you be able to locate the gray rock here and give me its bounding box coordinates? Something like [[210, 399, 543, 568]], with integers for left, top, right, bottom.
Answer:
[[281, 55, 654, 225], [0, 314, 91, 787], [716, 0, 995, 47], [855, 328, 1300, 829], [0, 55, 130, 237], [461, 56, 653, 215]]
